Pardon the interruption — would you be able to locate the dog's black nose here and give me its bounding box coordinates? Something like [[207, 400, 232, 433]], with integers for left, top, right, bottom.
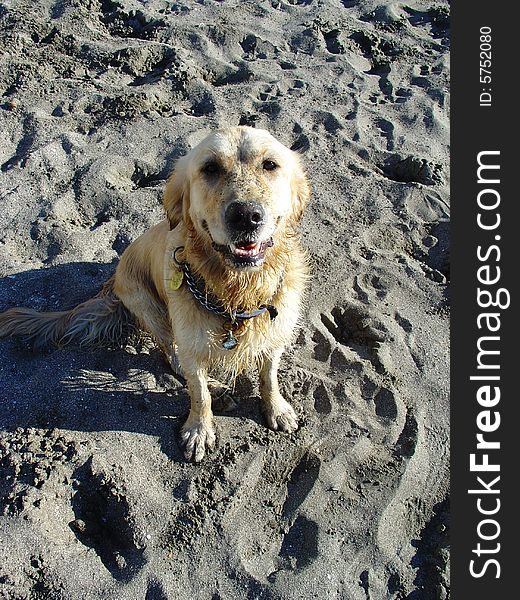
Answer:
[[225, 201, 265, 233]]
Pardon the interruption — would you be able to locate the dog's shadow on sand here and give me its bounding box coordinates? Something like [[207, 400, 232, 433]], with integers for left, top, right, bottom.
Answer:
[[0, 262, 264, 462]]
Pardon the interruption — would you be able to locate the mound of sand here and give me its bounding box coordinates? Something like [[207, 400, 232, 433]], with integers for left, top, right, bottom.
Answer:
[[0, 1, 449, 598]]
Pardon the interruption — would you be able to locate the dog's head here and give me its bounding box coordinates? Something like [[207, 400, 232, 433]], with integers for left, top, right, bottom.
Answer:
[[164, 126, 310, 270]]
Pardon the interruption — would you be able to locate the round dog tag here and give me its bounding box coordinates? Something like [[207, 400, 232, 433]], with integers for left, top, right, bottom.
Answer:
[[222, 320, 239, 350], [222, 330, 238, 350], [169, 268, 184, 290]]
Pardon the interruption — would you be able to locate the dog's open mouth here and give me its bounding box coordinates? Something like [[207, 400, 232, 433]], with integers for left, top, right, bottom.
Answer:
[[213, 238, 273, 268]]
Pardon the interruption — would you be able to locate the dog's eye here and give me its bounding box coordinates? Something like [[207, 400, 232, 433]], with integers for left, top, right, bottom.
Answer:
[[262, 160, 278, 172], [201, 161, 221, 176]]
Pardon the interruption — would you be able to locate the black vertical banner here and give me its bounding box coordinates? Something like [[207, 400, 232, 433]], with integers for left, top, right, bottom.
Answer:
[[452, 1, 517, 597]]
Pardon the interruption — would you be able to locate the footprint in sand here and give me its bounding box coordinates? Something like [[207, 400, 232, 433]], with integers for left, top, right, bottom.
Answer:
[[70, 458, 146, 582]]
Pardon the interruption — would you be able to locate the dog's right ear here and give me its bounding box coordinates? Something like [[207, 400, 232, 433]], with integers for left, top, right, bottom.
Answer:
[[288, 154, 311, 228], [163, 156, 190, 230]]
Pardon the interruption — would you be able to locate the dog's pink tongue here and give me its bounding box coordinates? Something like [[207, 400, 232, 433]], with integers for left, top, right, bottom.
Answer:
[[236, 242, 256, 251]]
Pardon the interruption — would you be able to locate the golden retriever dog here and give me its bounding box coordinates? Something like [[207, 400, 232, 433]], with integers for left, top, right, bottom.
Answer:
[[0, 126, 310, 461]]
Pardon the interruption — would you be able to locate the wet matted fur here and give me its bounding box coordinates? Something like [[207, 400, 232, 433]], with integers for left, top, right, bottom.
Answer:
[[0, 126, 310, 461]]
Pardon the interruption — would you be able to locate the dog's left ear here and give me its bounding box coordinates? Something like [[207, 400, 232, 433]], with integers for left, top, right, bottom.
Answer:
[[289, 156, 311, 227], [163, 156, 190, 230]]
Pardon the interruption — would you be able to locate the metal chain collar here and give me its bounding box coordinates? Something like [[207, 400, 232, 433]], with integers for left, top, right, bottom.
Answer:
[[172, 246, 278, 325]]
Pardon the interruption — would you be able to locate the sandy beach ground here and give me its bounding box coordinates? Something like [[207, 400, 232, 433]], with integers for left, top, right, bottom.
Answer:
[[0, 1, 449, 598]]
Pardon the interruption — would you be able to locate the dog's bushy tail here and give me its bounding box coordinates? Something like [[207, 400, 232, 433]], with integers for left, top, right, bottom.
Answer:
[[0, 276, 133, 350]]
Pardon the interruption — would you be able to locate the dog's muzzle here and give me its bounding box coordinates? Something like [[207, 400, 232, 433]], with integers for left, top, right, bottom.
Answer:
[[218, 200, 271, 268]]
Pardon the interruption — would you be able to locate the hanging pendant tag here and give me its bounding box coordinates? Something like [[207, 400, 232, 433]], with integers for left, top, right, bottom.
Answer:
[[169, 268, 184, 291], [222, 330, 238, 350], [222, 320, 239, 350]]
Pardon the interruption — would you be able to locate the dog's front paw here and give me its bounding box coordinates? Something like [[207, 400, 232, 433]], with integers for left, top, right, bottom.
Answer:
[[263, 395, 299, 433], [180, 419, 216, 462]]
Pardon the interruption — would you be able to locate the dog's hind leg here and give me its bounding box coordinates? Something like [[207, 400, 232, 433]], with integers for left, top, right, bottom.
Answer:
[[115, 286, 175, 362]]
